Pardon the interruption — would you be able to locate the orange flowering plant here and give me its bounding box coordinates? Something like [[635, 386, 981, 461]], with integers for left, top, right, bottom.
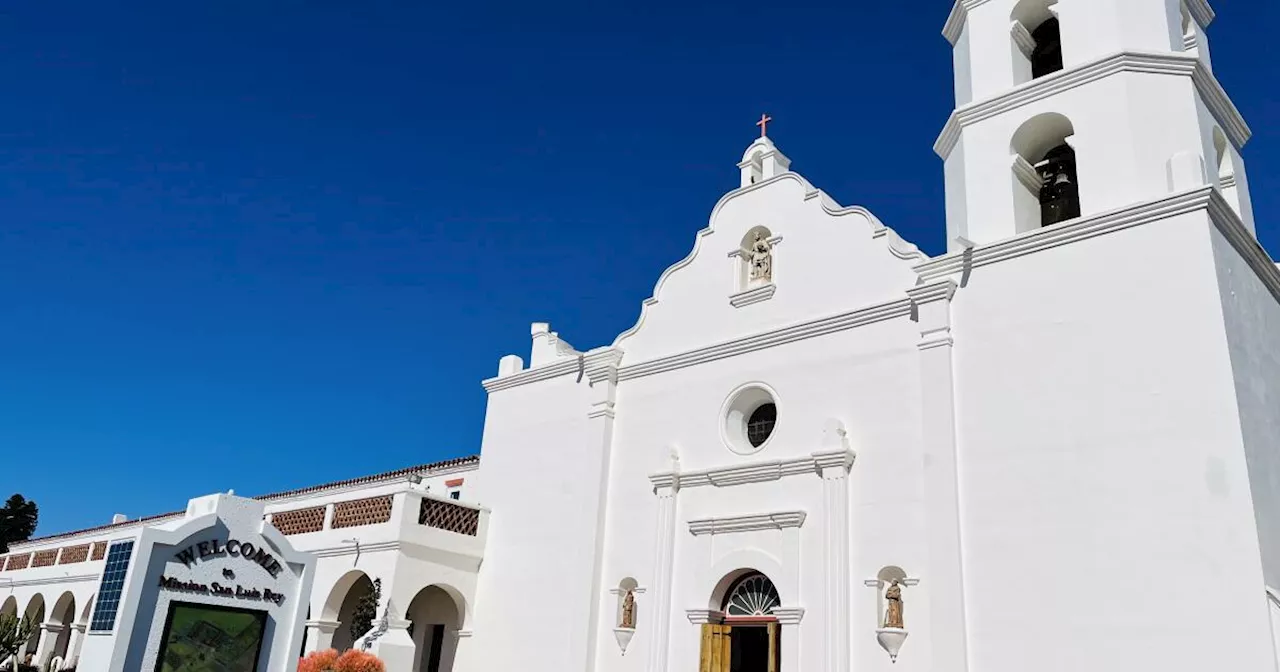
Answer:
[[298, 648, 385, 672]]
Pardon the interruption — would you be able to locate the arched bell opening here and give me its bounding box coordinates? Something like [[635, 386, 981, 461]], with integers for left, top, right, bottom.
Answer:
[[1010, 112, 1081, 231]]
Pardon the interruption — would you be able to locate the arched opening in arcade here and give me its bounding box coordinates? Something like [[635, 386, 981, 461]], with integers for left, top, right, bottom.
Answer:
[[405, 585, 465, 672], [322, 570, 378, 652]]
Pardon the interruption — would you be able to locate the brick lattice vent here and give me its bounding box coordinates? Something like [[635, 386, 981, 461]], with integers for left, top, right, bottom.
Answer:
[[419, 498, 479, 536], [271, 506, 326, 536], [59, 544, 91, 564], [6, 555, 29, 571], [90, 542, 107, 561], [332, 496, 394, 530], [31, 550, 58, 568]]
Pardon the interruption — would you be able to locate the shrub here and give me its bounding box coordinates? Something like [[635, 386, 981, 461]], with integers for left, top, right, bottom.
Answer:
[[334, 650, 385, 672], [298, 649, 384, 672], [298, 649, 340, 672]]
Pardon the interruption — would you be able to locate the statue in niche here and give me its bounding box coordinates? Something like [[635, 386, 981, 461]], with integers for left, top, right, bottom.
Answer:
[[748, 232, 773, 283], [620, 589, 637, 628], [883, 579, 904, 629]]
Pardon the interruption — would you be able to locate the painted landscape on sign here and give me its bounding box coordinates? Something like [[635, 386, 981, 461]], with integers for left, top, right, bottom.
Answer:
[[157, 602, 267, 672]]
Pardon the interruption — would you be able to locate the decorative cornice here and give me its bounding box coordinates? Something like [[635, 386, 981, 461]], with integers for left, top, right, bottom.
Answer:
[[1010, 21, 1036, 58], [1205, 190, 1280, 303], [905, 280, 958, 306], [914, 187, 1216, 281], [649, 473, 680, 491], [686, 609, 720, 625], [943, 0, 995, 45], [688, 511, 807, 536], [773, 607, 806, 625], [812, 448, 856, 472], [935, 51, 1250, 159], [1011, 154, 1042, 192], [482, 347, 623, 393], [1185, 0, 1215, 28], [587, 402, 616, 420], [729, 284, 776, 308], [652, 450, 855, 490], [585, 348, 626, 386], [912, 186, 1280, 306], [618, 297, 913, 381], [311, 540, 402, 558], [0, 573, 100, 588]]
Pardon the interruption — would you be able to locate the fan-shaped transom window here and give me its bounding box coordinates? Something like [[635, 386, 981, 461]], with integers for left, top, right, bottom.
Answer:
[[723, 573, 781, 617]]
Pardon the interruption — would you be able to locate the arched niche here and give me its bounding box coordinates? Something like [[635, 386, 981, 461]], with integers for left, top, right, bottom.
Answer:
[[0, 596, 17, 618], [615, 577, 639, 629], [1010, 112, 1080, 231], [735, 225, 776, 292]]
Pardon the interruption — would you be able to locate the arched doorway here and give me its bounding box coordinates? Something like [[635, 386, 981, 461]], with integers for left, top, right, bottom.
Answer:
[[323, 571, 376, 652], [702, 571, 781, 672], [405, 585, 464, 672]]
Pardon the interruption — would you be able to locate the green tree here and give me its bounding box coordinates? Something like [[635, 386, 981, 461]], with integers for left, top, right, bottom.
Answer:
[[0, 494, 38, 554], [0, 611, 36, 663], [349, 578, 382, 642]]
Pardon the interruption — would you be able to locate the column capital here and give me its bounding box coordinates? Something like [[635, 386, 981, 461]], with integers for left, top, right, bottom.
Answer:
[[772, 607, 805, 625], [906, 279, 957, 306], [39, 622, 65, 634], [684, 609, 720, 625], [69, 623, 87, 633], [812, 449, 855, 476], [305, 619, 341, 633]]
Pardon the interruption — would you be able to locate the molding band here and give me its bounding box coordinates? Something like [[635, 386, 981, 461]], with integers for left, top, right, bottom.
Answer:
[[688, 512, 807, 536], [650, 449, 855, 490], [935, 51, 1250, 158]]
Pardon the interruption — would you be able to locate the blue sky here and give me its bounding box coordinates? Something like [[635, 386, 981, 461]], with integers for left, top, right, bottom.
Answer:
[[2, 1, 1276, 536]]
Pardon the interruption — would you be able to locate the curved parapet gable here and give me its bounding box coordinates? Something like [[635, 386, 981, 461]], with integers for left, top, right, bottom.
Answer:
[[612, 171, 927, 364]]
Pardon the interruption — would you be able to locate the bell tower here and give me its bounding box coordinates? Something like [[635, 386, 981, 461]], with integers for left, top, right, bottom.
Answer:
[[937, 0, 1255, 251]]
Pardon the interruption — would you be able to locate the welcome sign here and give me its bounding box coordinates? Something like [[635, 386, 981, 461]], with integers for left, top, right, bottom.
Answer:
[[76, 493, 316, 672]]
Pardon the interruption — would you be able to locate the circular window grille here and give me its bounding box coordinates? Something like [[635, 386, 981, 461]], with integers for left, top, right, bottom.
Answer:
[[723, 573, 781, 617], [746, 403, 777, 447]]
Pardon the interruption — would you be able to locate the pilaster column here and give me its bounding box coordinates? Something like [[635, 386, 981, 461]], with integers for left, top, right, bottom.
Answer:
[[646, 468, 680, 672], [582, 351, 624, 672], [32, 622, 63, 667], [66, 623, 87, 666], [906, 279, 969, 672], [304, 619, 341, 653], [815, 449, 854, 672]]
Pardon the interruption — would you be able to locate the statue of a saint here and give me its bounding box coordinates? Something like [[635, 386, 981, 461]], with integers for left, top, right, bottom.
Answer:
[[620, 590, 636, 629], [749, 232, 772, 283], [883, 579, 904, 629]]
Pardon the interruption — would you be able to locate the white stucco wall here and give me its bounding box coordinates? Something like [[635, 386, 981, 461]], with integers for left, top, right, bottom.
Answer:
[[950, 212, 1276, 671], [1212, 227, 1280, 594]]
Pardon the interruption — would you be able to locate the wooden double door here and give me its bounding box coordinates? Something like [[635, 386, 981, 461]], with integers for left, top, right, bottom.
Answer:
[[699, 622, 779, 672]]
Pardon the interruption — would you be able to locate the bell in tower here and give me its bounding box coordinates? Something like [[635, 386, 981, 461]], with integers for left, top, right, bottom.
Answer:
[[1036, 144, 1080, 227]]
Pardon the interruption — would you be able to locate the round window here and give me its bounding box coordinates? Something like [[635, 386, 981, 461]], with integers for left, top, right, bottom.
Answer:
[[721, 383, 780, 455]]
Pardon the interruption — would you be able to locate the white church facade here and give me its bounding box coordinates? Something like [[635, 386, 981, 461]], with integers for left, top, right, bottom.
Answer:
[[468, 1, 1280, 672], [3, 1, 1279, 671]]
